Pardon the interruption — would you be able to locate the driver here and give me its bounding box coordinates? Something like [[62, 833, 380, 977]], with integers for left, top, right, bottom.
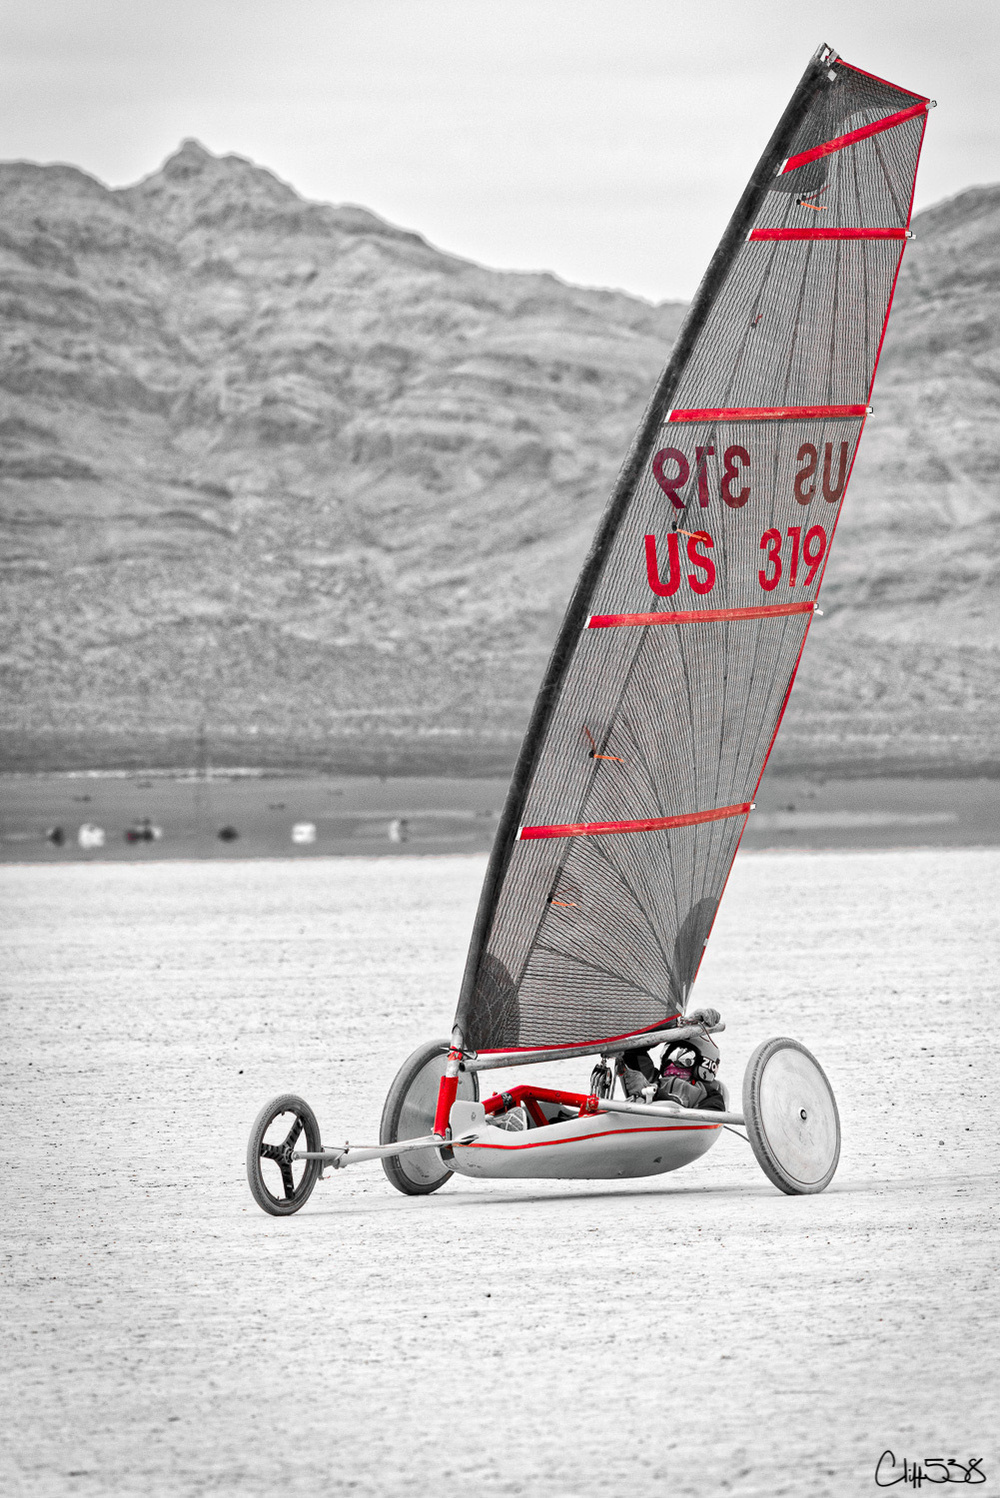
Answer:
[[620, 1008, 725, 1112]]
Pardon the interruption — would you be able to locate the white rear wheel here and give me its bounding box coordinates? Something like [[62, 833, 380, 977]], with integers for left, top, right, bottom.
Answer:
[[742, 1038, 840, 1195]]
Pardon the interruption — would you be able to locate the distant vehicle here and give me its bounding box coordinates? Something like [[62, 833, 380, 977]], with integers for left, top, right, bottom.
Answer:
[[78, 824, 105, 850], [124, 819, 163, 844], [291, 822, 317, 845], [247, 45, 930, 1216]]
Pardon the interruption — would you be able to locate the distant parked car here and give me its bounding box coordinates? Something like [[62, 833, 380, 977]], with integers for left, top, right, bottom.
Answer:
[[125, 819, 163, 844]]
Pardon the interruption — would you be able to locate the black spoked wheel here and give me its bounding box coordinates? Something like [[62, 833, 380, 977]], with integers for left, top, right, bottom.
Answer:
[[743, 1038, 841, 1196], [380, 1040, 479, 1196], [247, 1093, 322, 1216]]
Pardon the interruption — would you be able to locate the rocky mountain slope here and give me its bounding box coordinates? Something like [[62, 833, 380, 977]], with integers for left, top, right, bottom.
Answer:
[[1, 142, 997, 774]]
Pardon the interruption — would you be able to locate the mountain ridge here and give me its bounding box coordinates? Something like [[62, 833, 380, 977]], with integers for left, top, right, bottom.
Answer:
[[1, 141, 998, 775]]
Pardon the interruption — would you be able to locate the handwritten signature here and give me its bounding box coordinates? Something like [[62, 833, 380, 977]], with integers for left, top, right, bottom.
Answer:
[[876, 1451, 986, 1487]]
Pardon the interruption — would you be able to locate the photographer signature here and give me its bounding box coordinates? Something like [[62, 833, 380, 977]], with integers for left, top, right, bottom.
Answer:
[[876, 1451, 986, 1487]]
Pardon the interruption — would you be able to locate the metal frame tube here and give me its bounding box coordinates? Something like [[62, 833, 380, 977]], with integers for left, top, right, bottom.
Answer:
[[465, 1022, 723, 1072], [295, 1129, 478, 1171], [593, 1096, 745, 1127]]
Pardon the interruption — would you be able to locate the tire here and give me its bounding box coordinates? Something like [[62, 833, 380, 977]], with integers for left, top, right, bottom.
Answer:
[[380, 1040, 479, 1195], [742, 1037, 840, 1195], [247, 1093, 322, 1216]]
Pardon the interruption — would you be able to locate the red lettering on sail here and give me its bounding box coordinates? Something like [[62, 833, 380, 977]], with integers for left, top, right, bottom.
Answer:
[[822, 441, 850, 502], [721, 445, 751, 507], [794, 443, 818, 504], [645, 533, 682, 597], [803, 525, 828, 585], [652, 448, 690, 510], [759, 529, 782, 591], [786, 526, 801, 586], [686, 532, 716, 594]]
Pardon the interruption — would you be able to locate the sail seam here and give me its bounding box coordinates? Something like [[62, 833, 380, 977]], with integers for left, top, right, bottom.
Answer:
[[518, 804, 751, 841], [778, 102, 928, 175]]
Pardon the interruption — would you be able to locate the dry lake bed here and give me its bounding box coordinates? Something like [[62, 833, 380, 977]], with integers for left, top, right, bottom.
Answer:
[[2, 849, 998, 1497]]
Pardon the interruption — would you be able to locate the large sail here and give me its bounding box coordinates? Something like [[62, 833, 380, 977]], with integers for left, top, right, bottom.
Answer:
[[455, 45, 930, 1053]]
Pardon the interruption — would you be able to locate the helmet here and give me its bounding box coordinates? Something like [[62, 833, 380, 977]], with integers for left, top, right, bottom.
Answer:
[[663, 1031, 720, 1081]]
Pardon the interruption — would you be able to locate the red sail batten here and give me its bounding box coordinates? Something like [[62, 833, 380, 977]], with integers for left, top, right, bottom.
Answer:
[[666, 403, 868, 422], [588, 602, 815, 629], [779, 101, 928, 174], [518, 804, 751, 841], [749, 228, 910, 241]]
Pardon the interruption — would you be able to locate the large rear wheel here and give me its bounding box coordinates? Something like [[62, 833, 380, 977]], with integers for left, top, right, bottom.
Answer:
[[380, 1040, 478, 1195], [247, 1093, 322, 1216], [742, 1038, 840, 1195]]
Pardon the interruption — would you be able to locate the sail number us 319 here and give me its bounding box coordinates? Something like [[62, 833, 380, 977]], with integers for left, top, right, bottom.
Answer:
[[644, 439, 849, 597]]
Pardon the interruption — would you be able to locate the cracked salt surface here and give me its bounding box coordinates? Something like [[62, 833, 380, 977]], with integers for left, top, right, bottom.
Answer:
[[1, 850, 997, 1497]]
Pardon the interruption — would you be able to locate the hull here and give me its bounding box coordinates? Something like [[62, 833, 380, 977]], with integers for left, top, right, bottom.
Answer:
[[445, 1106, 722, 1181]]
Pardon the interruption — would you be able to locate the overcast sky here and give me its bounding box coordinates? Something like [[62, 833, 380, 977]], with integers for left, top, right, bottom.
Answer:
[[1, 0, 995, 301]]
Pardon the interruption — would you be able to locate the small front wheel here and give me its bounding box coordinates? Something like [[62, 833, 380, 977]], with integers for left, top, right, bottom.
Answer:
[[247, 1093, 322, 1216], [743, 1038, 840, 1195]]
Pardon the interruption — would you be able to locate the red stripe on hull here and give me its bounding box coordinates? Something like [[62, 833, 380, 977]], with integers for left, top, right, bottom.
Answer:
[[518, 804, 750, 841], [458, 1123, 719, 1152], [667, 403, 868, 422], [588, 601, 814, 629], [749, 228, 908, 241], [779, 101, 928, 174]]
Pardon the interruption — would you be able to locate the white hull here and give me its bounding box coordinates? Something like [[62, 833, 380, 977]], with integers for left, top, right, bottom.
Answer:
[[445, 1105, 722, 1181]]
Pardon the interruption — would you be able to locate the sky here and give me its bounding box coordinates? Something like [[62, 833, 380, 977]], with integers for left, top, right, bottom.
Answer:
[[0, 0, 996, 302]]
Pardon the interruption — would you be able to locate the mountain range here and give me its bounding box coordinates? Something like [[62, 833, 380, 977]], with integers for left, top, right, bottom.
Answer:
[[1, 140, 998, 775]]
